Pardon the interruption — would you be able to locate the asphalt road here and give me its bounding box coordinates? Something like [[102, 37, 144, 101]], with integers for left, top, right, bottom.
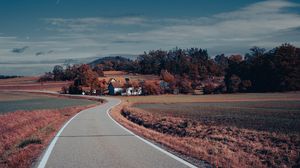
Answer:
[[37, 96, 195, 168]]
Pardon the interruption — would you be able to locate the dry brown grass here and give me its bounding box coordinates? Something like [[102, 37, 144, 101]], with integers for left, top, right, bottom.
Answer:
[[110, 93, 300, 168], [0, 103, 99, 168]]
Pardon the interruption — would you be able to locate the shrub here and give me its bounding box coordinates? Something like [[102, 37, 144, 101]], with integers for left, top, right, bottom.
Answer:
[[18, 138, 42, 148], [160, 70, 175, 83], [143, 81, 161, 95]]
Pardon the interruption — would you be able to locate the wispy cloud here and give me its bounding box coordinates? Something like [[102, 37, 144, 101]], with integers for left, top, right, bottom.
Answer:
[[44, 16, 146, 32], [35, 50, 54, 56], [11, 46, 29, 53], [1, 0, 300, 75], [35, 51, 45, 56], [42, 0, 300, 55]]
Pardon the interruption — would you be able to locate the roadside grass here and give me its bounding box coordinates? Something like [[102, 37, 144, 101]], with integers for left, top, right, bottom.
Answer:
[[0, 104, 98, 168], [111, 93, 300, 168]]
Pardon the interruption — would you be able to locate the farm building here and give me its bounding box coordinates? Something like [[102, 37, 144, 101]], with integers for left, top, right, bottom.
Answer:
[[122, 87, 142, 96], [108, 82, 123, 95]]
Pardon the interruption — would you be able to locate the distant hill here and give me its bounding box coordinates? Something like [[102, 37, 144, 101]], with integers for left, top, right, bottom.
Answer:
[[89, 56, 136, 71], [89, 56, 132, 66]]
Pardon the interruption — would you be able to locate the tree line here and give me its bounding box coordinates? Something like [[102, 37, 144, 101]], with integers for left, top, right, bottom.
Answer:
[[134, 43, 300, 93], [40, 43, 300, 94]]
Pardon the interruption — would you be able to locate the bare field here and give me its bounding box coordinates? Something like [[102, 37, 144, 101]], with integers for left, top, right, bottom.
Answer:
[[112, 93, 300, 168], [0, 76, 71, 92], [121, 92, 300, 103]]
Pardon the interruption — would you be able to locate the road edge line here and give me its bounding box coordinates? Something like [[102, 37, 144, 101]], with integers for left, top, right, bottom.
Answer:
[[36, 109, 85, 168], [106, 99, 198, 168]]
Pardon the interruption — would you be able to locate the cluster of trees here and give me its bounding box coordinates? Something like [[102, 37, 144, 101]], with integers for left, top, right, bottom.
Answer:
[[136, 48, 221, 78], [40, 64, 105, 94], [224, 43, 300, 92], [136, 44, 300, 93], [136, 70, 195, 95]]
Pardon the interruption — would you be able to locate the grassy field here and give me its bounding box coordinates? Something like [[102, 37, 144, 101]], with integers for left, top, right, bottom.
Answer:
[[114, 92, 300, 168], [0, 92, 96, 114]]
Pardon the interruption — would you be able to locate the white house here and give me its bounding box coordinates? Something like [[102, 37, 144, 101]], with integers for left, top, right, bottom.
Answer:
[[122, 87, 142, 96]]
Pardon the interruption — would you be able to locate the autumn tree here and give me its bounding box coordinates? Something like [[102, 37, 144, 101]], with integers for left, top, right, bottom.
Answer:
[[142, 81, 161, 95], [74, 64, 99, 92], [160, 70, 175, 83]]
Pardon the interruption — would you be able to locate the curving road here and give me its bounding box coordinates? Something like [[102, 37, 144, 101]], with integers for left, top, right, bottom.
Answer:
[[36, 96, 196, 168]]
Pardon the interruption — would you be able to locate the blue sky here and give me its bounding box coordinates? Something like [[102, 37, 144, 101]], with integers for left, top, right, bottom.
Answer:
[[1, 0, 300, 75]]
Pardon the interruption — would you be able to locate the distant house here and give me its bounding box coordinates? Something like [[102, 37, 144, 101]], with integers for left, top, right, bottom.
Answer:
[[108, 82, 123, 95], [122, 87, 142, 96]]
